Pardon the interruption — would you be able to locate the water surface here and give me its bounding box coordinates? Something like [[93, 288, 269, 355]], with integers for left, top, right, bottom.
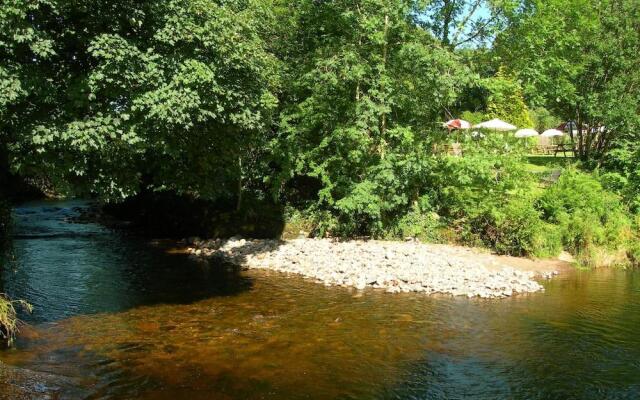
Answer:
[[1, 200, 639, 399]]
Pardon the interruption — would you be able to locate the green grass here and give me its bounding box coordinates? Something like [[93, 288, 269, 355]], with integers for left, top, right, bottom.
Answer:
[[0, 295, 32, 347], [525, 155, 577, 174]]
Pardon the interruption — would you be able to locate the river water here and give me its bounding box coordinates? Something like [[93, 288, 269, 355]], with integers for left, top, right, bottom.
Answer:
[[1, 200, 640, 399]]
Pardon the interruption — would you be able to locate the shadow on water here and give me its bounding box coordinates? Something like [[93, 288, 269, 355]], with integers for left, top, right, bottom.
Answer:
[[2, 200, 255, 324], [1, 200, 640, 400]]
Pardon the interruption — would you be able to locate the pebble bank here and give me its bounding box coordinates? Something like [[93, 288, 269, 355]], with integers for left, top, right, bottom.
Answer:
[[186, 238, 558, 298]]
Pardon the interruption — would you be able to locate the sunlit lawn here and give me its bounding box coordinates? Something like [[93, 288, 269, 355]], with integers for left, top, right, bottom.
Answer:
[[525, 154, 576, 174]]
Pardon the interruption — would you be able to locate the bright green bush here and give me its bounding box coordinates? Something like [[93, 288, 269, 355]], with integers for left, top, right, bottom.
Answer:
[[528, 107, 561, 133], [598, 171, 628, 195], [430, 148, 532, 218], [425, 148, 563, 256], [469, 199, 562, 257], [536, 169, 632, 258], [459, 111, 487, 125], [483, 67, 534, 129], [390, 196, 445, 243]]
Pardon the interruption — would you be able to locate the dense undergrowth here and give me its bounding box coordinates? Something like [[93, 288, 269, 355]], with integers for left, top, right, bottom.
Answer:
[[285, 138, 637, 267]]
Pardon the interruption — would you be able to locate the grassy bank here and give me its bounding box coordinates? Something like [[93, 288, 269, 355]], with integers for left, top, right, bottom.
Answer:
[[0, 295, 32, 348]]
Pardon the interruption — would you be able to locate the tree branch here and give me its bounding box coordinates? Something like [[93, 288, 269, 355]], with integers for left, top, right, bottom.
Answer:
[[450, 0, 483, 46], [452, 15, 497, 48]]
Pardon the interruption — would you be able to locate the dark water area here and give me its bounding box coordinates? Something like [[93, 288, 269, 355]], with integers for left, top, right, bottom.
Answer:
[[1, 200, 640, 399]]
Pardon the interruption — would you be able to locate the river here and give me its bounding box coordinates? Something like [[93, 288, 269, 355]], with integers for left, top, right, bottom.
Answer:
[[1, 200, 640, 399]]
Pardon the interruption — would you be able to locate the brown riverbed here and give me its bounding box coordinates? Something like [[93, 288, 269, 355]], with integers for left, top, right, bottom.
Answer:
[[2, 200, 640, 400]]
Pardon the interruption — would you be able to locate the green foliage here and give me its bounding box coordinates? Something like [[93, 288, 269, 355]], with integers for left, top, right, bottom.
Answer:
[[483, 67, 533, 128], [3, 0, 280, 203], [537, 169, 632, 259], [494, 0, 640, 160], [0, 294, 32, 348], [1, 0, 638, 264], [421, 0, 520, 48], [426, 146, 558, 256], [275, 0, 473, 237], [390, 196, 445, 243], [470, 199, 562, 257], [459, 110, 486, 125], [598, 171, 628, 196], [626, 241, 640, 267], [528, 107, 561, 133]]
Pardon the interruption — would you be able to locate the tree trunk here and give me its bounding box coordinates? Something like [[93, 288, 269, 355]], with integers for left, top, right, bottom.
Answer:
[[381, 13, 389, 137], [441, 0, 453, 46], [236, 156, 243, 212], [378, 13, 389, 160], [576, 115, 585, 159], [584, 122, 592, 160]]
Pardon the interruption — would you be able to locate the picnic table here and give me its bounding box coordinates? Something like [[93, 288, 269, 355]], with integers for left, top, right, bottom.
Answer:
[[533, 145, 555, 155], [554, 143, 575, 157]]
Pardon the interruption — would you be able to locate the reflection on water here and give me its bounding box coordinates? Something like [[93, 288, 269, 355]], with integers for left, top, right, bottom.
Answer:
[[1, 200, 640, 399]]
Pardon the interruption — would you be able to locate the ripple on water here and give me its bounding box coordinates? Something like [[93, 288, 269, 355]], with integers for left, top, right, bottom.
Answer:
[[1, 201, 640, 400]]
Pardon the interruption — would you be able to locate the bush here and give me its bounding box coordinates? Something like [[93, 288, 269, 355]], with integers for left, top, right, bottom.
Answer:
[[284, 136, 635, 264], [425, 148, 563, 256], [470, 200, 562, 257], [536, 169, 632, 260], [598, 171, 628, 195], [391, 196, 445, 243], [459, 110, 487, 125], [528, 107, 561, 133]]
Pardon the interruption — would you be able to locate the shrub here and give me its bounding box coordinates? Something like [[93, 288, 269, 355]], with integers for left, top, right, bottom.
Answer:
[[282, 207, 317, 239], [459, 110, 487, 125], [391, 196, 445, 243], [536, 169, 632, 260], [430, 149, 533, 220], [528, 107, 561, 133], [598, 171, 628, 195], [425, 148, 563, 256], [626, 241, 640, 266], [471, 200, 562, 257], [483, 67, 534, 128]]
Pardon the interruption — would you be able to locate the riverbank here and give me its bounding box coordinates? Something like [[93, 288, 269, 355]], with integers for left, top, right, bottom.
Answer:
[[186, 238, 568, 298]]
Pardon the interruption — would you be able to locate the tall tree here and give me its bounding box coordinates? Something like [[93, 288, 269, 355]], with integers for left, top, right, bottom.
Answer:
[[484, 67, 533, 128], [275, 0, 471, 235], [493, 0, 640, 161], [1, 0, 280, 202]]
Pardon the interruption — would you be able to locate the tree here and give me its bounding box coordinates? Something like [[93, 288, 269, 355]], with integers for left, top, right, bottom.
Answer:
[[483, 67, 533, 128], [420, 0, 519, 48], [493, 0, 640, 161], [275, 0, 472, 235], [1, 0, 280, 203]]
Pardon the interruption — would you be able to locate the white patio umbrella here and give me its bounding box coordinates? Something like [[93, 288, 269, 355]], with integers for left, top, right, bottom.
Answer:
[[541, 129, 564, 137], [473, 119, 517, 131], [515, 128, 539, 138]]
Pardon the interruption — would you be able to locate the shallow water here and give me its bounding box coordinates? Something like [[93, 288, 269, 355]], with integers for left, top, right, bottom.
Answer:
[[1, 200, 640, 399]]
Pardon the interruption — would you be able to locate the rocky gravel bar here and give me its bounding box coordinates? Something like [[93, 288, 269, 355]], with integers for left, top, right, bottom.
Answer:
[[186, 238, 558, 298]]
